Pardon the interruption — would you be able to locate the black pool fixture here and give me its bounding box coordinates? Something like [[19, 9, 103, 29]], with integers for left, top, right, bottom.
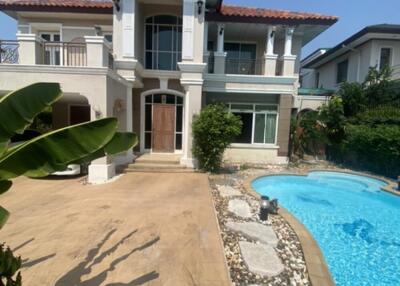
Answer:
[[260, 196, 270, 221]]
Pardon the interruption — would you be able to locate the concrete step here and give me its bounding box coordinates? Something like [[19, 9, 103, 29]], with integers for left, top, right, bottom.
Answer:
[[128, 163, 184, 170], [125, 168, 196, 173], [134, 154, 181, 165]]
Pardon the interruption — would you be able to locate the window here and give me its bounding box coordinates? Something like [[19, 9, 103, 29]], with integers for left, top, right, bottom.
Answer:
[[379, 48, 392, 70], [224, 43, 257, 74], [40, 33, 61, 65], [229, 103, 278, 145], [315, 72, 320, 88], [336, 59, 348, 84], [145, 15, 182, 71]]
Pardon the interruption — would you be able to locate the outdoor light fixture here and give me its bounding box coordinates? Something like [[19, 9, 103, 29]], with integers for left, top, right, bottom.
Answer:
[[259, 195, 270, 221], [219, 26, 224, 35], [113, 0, 120, 12], [197, 1, 204, 15]]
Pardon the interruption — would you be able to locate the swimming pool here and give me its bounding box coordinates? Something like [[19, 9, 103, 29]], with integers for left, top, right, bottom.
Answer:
[[252, 171, 400, 286]]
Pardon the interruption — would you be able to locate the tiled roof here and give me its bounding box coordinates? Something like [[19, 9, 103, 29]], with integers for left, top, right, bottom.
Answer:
[[0, 0, 113, 13], [207, 5, 338, 25]]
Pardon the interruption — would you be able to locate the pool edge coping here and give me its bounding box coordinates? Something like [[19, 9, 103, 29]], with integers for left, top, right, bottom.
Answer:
[[243, 169, 399, 286]]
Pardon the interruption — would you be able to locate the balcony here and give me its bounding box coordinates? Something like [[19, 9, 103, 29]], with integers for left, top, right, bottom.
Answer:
[[225, 58, 263, 75], [0, 35, 114, 69]]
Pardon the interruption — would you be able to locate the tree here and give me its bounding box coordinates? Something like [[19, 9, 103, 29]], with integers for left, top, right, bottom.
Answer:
[[0, 83, 138, 285], [192, 103, 242, 172]]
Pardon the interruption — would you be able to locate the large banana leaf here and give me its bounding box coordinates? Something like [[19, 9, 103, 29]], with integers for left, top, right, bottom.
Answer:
[[0, 83, 62, 156], [0, 206, 10, 229], [0, 118, 120, 180], [73, 132, 138, 164]]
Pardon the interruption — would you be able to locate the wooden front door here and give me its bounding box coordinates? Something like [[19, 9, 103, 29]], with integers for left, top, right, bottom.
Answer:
[[152, 104, 175, 152]]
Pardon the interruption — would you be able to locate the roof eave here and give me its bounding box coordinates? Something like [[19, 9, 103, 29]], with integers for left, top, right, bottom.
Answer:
[[0, 4, 113, 15], [205, 13, 338, 26]]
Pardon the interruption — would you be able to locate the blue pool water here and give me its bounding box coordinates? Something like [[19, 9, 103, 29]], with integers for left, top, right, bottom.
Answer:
[[252, 171, 400, 286]]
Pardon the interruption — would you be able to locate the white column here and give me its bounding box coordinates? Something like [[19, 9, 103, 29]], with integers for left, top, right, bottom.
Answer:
[[217, 23, 225, 53], [266, 26, 276, 55], [284, 27, 295, 56], [264, 26, 278, 76], [214, 23, 226, 74], [182, 0, 195, 60], [281, 27, 297, 76], [122, 0, 136, 59]]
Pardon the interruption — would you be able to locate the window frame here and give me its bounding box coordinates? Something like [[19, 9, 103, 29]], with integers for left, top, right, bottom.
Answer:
[[144, 15, 182, 71], [378, 46, 393, 70], [228, 103, 279, 146], [336, 59, 349, 84]]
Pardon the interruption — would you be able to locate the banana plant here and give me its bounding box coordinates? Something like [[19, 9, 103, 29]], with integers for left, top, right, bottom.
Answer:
[[0, 83, 138, 285]]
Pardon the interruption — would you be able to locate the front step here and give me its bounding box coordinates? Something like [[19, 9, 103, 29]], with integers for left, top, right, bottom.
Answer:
[[125, 154, 195, 173]]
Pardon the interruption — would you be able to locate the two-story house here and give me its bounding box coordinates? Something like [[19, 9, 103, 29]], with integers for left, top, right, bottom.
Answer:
[[301, 24, 400, 90], [0, 0, 337, 183]]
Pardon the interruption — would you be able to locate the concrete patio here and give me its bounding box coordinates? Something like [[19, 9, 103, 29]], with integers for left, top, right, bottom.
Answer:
[[0, 173, 231, 286]]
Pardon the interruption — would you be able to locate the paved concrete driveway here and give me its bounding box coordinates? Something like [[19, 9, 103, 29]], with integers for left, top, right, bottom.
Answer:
[[0, 173, 231, 286]]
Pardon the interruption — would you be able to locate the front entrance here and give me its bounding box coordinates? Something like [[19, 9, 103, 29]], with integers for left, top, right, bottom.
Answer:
[[143, 93, 184, 153], [152, 104, 175, 152]]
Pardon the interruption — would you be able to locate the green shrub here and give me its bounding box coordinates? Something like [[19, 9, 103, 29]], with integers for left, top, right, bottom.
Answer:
[[351, 106, 400, 126], [192, 103, 242, 172], [337, 82, 366, 117], [342, 124, 400, 178], [297, 110, 327, 157]]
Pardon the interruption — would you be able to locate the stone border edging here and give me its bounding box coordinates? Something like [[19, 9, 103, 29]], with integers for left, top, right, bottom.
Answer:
[[243, 172, 335, 286]]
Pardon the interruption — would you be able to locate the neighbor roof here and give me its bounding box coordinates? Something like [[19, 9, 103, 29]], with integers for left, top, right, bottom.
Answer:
[[0, 0, 113, 14], [302, 24, 400, 68], [206, 5, 338, 25]]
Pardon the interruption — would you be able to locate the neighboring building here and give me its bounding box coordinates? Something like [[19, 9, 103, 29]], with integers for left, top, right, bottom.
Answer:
[[0, 0, 337, 182], [301, 24, 400, 90]]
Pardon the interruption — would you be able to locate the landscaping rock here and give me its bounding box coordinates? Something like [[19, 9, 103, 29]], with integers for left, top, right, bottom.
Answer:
[[226, 221, 278, 247], [217, 185, 242, 197], [239, 241, 284, 277], [228, 199, 252, 218]]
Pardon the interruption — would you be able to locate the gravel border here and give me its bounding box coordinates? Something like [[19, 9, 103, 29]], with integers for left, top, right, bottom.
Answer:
[[209, 169, 311, 286]]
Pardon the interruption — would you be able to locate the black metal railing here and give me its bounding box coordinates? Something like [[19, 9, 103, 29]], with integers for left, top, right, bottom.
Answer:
[[206, 55, 214, 73], [0, 40, 19, 64], [108, 51, 114, 70], [42, 42, 87, 66], [225, 58, 263, 75]]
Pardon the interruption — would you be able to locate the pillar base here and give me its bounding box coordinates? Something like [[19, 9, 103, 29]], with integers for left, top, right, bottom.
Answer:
[[264, 53, 278, 76], [88, 163, 116, 184], [281, 55, 297, 76], [214, 52, 227, 74], [180, 157, 198, 169]]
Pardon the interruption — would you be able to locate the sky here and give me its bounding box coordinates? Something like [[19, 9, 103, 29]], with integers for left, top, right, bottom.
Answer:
[[1, 0, 400, 58]]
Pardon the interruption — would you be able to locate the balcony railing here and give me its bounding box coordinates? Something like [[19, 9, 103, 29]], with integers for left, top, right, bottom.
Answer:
[[0, 40, 19, 64], [42, 41, 87, 66], [225, 58, 263, 75]]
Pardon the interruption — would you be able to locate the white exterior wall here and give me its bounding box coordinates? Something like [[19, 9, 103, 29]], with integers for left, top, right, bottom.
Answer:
[[303, 38, 400, 90]]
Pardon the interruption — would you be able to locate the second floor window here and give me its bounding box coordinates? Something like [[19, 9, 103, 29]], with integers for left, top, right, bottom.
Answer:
[[336, 59, 348, 84], [145, 15, 182, 71], [379, 48, 392, 70]]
